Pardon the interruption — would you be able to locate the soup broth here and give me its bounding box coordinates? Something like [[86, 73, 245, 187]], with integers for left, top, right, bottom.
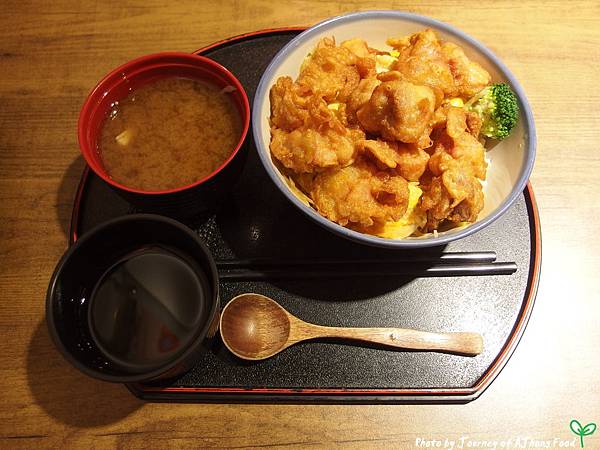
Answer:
[[88, 246, 209, 371], [99, 77, 242, 191]]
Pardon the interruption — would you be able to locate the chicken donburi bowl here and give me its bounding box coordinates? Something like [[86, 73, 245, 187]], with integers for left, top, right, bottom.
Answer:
[[252, 12, 535, 248]]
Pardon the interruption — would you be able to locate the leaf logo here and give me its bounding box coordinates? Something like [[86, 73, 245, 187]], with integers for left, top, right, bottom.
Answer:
[[570, 419, 596, 448]]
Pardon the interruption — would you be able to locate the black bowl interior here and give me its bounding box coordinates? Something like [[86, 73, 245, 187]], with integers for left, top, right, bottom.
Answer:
[[46, 214, 219, 382]]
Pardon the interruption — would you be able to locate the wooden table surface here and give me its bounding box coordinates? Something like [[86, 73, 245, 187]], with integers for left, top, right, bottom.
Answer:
[[1, 1, 599, 448]]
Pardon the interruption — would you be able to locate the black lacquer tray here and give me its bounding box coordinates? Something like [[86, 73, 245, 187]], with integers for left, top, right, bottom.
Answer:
[[70, 29, 540, 404]]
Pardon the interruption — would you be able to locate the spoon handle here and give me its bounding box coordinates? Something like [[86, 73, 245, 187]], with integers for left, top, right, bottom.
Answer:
[[303, 325, 483, 356]]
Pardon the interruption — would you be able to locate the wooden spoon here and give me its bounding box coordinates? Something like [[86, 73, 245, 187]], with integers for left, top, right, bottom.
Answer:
[[219, 293, 483, 360]]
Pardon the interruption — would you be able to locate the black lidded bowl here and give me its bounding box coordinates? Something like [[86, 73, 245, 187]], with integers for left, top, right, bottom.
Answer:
[[46, 214, 220, 383]]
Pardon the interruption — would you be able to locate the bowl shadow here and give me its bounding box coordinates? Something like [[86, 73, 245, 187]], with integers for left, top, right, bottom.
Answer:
[[215, 181, 447, 301], [27, 320, 142, 428], [56, 155, 86, 239]]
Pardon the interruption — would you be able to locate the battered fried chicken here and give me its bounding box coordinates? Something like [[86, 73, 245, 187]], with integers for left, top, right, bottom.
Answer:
[[421, 107, 487, 230], [270, 127, 364, 173], [297, 37, 374, 103], [269, 31, 496, 237], [270, 76, 347, 132], [388, 29, 457, 102], [356, 77, 436, 147], [359, 139, 430, 182], [341, 38, 378, 78], [441, 42, 491, 99], [311, 159, 409, 227], [341, 38, 372, 58], [270, 71, 361, 173], [346, 77, 381, 123], [465, 109, 483, 138], [432, 103, 483, 138], [269, 76, 310, 131]]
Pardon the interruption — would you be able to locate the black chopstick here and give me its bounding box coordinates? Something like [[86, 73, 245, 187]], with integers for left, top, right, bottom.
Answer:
[[215, 251, 497, 269], [218, 262, 517, 281]]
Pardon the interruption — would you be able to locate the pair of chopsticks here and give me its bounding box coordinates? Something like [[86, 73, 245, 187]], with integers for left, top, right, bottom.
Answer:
[[216, 251, 517, 281]]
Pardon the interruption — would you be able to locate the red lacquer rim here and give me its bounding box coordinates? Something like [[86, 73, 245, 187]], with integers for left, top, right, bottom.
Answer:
[[70, 28, 541, 401]]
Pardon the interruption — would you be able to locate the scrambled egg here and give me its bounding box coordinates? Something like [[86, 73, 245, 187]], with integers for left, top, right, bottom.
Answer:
[[447, 97, 464, 107], [375, 50, 399, 73], [375, 183, 426, 239], [327, 102, 346, 121], [375, 54, 398, 74]]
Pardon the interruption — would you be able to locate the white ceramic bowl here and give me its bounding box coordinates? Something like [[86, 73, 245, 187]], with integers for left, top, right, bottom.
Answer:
[[252, 11, 536, 248]]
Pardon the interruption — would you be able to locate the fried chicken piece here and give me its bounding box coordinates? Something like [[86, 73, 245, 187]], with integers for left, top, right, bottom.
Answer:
[[430, 103, 451, 130], [395, 144, 431, 181], [420, 173, 484, 228], [420, 175, 452, 228], [437, 106, 487, 179], [341, 38, 377, 78], [356, 78, 436, 147], [270, 127, 364, 173], [420, 107, 487, 231], [465, 110, 483, 138], [441, 42, 491, 99], [388, 29, 457, 102], [270, 76, 348, 132], [297, 37, 363, 103], [269, 76, 310, 131], [359, 139, 398, 169], [311, 159, 409, 227], [359, 139, 429, 181], [431, 104, 483, 139], [346, 77, 381, 123], [341, 38, 372, 58], [356, 57, 377, 79]]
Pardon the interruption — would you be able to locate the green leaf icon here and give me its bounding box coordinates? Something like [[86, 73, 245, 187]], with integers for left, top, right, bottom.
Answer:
[[582, 423, 596, 435], [571, 420, 583, 434], [571, 419, 596, 448]]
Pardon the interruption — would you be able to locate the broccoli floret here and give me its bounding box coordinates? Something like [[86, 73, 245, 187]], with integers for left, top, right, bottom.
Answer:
[[466, 83, 519, 140]]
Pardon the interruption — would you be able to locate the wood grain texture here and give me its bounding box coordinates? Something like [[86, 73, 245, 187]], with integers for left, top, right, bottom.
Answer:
[[1, 0, 599, 448], [302, 324, 484, 356]]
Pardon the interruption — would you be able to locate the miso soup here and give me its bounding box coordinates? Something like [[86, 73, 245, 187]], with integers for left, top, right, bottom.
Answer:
[[99, 77, 242, 191]]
